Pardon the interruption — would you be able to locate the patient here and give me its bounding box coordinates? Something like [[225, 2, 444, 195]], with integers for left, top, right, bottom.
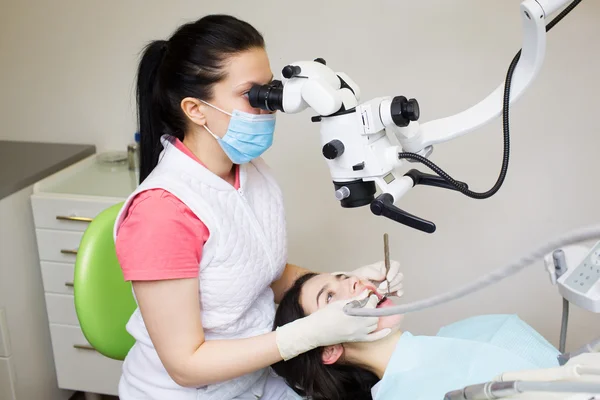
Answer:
[[272, 273, 560, 400]]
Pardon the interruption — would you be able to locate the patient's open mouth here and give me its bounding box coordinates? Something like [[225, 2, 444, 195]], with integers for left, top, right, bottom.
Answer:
[[365, 286, 388, 307]]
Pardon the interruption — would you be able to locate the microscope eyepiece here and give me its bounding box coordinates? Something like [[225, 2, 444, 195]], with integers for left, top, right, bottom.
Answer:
[[248, 80, 284, 112]]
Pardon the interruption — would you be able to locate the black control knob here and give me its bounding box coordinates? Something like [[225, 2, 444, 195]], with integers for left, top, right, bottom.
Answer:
[[403, 98, 420, 121], [322, 139, 345, 160], [390, 96, 420, 127], [282, 65, 302, 79]]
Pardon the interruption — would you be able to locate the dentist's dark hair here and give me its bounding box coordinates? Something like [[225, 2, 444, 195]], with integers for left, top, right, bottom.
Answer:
[[136, 14, 265, 183], [272, 273, 379, 400]]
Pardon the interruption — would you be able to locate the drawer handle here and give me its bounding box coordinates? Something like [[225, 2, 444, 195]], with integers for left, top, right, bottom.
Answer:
[[73, 344, 96, 351], [56, 215, 93, 223], [65, 282, 74, 287], [60, 249, 78, 255]]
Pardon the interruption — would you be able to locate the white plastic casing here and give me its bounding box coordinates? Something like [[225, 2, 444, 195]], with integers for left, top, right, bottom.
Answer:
[[280, 61, 360, 115], [320, 112, 394, 182], [555, 242, 600, 313], [537, 0, 571, 17]]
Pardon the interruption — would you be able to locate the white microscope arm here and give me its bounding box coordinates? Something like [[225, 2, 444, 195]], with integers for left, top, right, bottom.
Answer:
[[393, 0, 570, 153]]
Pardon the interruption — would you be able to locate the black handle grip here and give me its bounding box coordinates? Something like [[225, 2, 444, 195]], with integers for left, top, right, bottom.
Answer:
[[404, 169, 468, 192], [370, 193, 436, 233]]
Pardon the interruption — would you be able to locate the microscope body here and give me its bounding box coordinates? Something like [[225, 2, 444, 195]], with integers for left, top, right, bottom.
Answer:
[[249, 59, 434, 230]]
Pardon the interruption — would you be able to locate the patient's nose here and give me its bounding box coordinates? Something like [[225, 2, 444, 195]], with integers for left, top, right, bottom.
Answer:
[[348, 276, 362, 295]]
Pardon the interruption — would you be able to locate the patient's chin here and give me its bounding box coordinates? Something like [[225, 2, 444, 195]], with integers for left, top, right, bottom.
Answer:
[[376, 297, 404, 331]]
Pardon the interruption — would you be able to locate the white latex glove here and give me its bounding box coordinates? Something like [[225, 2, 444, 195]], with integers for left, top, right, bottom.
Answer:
[[333, 260, 404, 297], [275, 290, 391, 361]]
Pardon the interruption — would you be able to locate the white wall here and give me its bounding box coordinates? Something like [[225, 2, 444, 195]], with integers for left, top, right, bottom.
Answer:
[[1, 1, 599, 351]]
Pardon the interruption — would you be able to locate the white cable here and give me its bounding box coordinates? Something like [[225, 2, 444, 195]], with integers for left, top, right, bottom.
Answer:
[[345, 224, 600, 317]]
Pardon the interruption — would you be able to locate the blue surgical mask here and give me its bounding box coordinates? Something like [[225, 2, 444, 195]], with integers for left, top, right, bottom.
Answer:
[[200, 100, 276, 164]]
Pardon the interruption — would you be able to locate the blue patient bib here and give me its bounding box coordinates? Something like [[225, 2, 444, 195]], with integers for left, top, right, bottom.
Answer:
[[374, 314, 560, 400]]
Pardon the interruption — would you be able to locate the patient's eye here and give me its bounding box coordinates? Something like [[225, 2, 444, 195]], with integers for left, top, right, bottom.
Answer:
[[326, 291, 335, 303], [336, 274, 349, 280]]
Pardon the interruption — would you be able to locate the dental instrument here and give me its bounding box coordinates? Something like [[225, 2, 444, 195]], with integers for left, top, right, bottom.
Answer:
[[448, 352, 600, 399], [249, 0, 584, 234], [347, 295, 374, 309], [383, 233, 391, 298], [444, 381, 600, 400]]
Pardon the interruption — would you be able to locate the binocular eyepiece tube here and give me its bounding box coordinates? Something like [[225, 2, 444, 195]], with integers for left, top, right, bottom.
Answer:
[[248, 79, 285, 112]]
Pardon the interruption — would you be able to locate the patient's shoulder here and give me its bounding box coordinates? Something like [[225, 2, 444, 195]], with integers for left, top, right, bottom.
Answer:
[[436, 314, 520, 342]]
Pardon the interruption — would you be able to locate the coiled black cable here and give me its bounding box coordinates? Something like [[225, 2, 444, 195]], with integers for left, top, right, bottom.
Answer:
[[397, 0, 583, 199]]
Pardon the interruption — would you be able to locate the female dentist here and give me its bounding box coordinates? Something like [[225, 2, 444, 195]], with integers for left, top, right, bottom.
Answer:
[[113, 14, 404, 400]]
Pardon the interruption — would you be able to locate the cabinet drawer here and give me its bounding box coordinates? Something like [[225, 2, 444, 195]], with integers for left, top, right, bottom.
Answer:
[[31, 195, 119, 232], [49, 324, 121, 395], [41, 262, 74, 295], [35, 229, 83, 263], [45, 293, 78, 326]]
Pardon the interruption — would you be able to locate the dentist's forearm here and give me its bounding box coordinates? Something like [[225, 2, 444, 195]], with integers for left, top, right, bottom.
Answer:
[[176, 332, 282, 387], [133, 278, 286, 389]]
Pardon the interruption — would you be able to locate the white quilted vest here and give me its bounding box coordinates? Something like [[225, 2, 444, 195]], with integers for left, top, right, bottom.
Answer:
[[113, 135, 288, 400]]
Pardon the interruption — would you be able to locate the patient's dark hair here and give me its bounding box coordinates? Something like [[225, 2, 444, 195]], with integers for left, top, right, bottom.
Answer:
[[272, 273, 379, 400]]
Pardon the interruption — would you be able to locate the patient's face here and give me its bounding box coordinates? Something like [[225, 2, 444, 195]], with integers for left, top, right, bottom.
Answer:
[[300, 273, 403, 332]]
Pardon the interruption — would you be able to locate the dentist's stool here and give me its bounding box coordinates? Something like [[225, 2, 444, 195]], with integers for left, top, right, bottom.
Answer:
[[73, 201, 136, 361]]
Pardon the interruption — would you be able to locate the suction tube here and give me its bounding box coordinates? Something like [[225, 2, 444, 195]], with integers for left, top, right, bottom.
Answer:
[[344, 225, 600, 317]]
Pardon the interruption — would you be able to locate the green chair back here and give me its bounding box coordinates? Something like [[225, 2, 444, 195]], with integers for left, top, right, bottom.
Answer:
[[74, 202, 136, 360]]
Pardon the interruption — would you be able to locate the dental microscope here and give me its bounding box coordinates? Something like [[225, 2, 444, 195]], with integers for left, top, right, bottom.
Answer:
[[249, 0, 582, 235]]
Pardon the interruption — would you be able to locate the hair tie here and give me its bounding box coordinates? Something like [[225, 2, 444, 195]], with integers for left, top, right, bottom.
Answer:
[[160, 40, 169, 52]]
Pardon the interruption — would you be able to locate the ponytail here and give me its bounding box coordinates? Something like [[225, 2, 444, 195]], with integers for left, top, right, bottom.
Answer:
[[136, 40, 169, 183], [133, 15, 266, 183]]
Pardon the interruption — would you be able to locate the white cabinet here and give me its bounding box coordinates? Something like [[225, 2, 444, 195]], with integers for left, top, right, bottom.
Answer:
[[31, 155, 137, 397], [0, 357, 17, 400], [0, 309, 16, 400], [1, 186, 71, 400]]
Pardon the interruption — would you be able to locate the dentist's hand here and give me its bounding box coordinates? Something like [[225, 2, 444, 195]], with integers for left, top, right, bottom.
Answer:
[[275, 290, 391, 361], [334, 260, 404, 297]]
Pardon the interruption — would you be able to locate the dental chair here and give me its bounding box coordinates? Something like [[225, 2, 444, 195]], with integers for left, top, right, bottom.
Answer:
[[73, 202, 136, 361]]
